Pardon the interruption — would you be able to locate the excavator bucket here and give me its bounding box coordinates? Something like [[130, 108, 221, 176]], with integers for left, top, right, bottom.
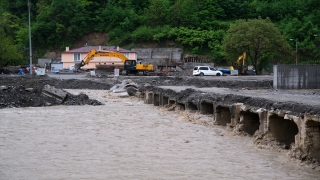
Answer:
[[74, 62, 82, 70]]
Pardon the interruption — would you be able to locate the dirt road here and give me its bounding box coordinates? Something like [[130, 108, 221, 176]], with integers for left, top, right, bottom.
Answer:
[[1, 90, 320, 180]]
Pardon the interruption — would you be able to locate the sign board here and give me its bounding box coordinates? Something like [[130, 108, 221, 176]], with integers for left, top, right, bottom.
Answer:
[[231, 70, 239, 76], [114, 69, 119, 76], [90, 70, 96, 76]]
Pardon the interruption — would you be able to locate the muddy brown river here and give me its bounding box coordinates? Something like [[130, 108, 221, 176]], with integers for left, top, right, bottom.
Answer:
[[1, 90, 320, 180]]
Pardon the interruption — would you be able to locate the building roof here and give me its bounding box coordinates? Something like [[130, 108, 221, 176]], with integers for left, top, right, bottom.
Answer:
[[65, 46, 135, 53]]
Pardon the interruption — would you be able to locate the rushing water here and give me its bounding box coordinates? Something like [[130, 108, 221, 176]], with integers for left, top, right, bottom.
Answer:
[[0, 90, 319, 180]]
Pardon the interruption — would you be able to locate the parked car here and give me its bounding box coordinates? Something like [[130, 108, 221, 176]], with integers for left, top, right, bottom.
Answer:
[[193, 66, 223, 76], [217, 68, 231, 74]]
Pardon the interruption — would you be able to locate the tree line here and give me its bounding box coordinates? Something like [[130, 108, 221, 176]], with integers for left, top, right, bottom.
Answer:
[[0, 0, 320, 73]]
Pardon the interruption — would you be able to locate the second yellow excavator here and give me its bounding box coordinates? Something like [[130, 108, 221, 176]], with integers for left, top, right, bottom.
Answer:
[[230, 52, 248, 75], [75, 49, 154, 75]]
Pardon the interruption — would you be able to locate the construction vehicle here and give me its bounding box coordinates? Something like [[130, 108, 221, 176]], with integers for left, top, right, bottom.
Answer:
[[230, 52, 248, 75], [75, 49, 154, 75]]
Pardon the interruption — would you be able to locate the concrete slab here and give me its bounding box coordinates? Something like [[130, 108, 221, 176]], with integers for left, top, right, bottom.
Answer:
[[42, 85, 67, 103]]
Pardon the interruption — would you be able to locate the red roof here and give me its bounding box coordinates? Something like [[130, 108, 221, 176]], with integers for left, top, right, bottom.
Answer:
[[65, 46, 135, 53]]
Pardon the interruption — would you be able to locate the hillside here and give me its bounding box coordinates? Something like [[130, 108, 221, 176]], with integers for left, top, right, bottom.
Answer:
[[44, 32, 180, 59]]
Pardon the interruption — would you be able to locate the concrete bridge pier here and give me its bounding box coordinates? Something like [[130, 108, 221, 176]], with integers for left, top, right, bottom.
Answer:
[[144, 91, 153, 104], [297, 114, 320, 161]]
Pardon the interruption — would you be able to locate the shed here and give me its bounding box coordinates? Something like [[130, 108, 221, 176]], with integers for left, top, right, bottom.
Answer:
[[51, 61, 63, 71], [38, 58, 52, 68]]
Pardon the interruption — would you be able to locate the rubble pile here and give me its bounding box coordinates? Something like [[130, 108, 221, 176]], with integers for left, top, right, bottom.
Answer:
[[110, 79, 139, 96], [0, 85, 102, 109]]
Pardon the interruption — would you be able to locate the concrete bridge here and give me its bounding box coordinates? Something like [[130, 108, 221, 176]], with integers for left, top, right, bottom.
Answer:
[[143, 86, 320, 163]]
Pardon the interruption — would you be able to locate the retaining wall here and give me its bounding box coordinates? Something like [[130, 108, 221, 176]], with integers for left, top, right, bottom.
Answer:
[[132, 48, 183, 68], [132, 48, 183, 61], [273, 65, 320, 89]]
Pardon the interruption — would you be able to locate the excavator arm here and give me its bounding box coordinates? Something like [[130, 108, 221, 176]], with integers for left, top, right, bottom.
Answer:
[[75, 49, 154, 75], [230, 52, 247, 75], [236, 52, 246, 69], [236, 52, 247, 75], [76, 49, 129, 70]]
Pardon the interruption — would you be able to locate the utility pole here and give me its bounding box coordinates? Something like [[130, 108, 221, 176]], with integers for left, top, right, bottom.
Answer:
[[290, 38, 298, 65], [28, 0, 33, 75], [295, 39, 298, 65]]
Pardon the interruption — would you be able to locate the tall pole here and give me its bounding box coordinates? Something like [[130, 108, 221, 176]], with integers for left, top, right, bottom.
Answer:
[[295, 39, 298, 65], [290, 38, 298, 65], [28, 0, 33, 75]]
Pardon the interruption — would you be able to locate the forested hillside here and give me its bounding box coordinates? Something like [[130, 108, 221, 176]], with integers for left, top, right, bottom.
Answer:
[[0, 0, 320, 70]]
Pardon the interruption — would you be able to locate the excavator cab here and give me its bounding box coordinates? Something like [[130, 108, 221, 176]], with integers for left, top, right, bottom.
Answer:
[[124, 60, 137, 72], [124, 60, 154, 75]]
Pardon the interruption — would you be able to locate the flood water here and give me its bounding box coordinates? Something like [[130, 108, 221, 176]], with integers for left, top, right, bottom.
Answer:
[[0, 90, 319, 180]]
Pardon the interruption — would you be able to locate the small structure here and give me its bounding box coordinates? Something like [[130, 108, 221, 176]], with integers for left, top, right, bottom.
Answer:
[[51, 60, 63, 72], [38, 58, 52, 68], [36, 68, 46, 75]]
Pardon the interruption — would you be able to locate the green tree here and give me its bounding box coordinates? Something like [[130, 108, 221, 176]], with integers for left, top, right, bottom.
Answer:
[[170, 0, 225, 29], [0, 10, 24, 67], [166, 27, 226, 62], [145, 0, 171, 27], [97, 1, 145, 32], [218, 0, 253, 20], [33, 0, 92, 50], [0, 27, 22, 68], [223, 17, 290, 75], [170, 0, 199, 28], [194, 0, 225, 28]]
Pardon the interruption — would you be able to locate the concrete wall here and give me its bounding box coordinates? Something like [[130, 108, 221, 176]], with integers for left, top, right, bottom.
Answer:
[[273, 65, 320, 89], [131, 48, 218, 71], [38, 59, 52, 68], [132, 48, 183, 61]]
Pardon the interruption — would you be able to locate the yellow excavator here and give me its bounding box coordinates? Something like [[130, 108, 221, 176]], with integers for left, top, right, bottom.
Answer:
[[75, 49, 154, 75], [230, 52, 248, 75]]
